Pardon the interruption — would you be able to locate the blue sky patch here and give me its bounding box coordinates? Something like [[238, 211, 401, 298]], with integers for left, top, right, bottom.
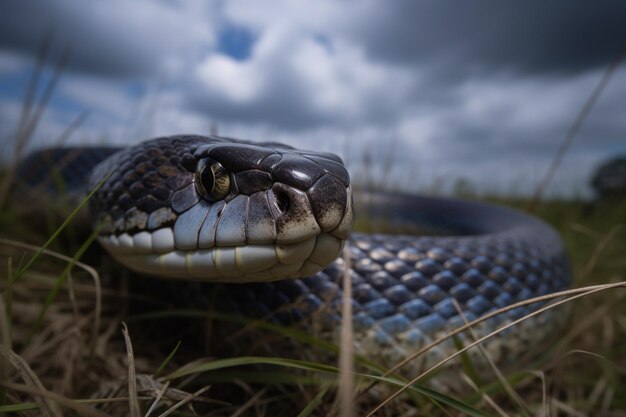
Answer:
[[217, 24, 255, 61]]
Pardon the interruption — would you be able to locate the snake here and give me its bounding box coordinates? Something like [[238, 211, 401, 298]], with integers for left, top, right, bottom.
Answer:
[[19, 134, 571, 378]]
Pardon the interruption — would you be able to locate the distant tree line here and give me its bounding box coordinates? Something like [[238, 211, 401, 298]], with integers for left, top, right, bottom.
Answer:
[[591, 157, 626, 199]]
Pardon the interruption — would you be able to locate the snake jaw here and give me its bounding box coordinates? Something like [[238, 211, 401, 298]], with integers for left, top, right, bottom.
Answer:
[[92, 135, 353, 282], [97, 225, 350, 284], [97, 182, 352, 282]]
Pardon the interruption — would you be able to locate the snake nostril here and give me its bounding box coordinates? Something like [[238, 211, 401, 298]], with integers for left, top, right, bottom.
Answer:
[[275, 191, 291, 213]]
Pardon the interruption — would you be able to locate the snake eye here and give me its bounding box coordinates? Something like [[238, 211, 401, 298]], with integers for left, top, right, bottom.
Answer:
[[195, 158, 230, 200]]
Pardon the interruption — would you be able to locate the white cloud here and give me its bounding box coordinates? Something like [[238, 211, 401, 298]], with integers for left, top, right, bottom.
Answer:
[[60, 77, 138, 119], [191, 23, 413, 129], [196, 55, 260, 103], [0, 49, 28, 75], [1, 1, 625, 197]]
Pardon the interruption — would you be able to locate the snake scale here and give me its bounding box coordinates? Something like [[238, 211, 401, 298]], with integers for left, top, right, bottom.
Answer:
[[19, 134, 571, 377]]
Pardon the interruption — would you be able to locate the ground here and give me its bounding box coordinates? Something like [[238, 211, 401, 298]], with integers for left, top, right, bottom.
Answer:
[[0, 190, 625, 416]]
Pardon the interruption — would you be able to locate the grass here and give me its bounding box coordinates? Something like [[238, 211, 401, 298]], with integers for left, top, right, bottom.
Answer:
[[0, 44, 624, 416], [0, 185, 624, 416]]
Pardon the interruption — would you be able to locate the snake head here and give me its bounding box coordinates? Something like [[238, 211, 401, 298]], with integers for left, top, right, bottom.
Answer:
[[89, 135, 353, 282]]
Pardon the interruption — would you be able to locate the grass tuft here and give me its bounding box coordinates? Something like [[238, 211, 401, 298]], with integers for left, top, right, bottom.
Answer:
[[1, 188, 625, 415]]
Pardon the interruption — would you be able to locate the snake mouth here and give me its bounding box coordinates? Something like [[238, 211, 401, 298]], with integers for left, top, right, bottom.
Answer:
[[98, 233, 346, 282], [97, 182, 353, 282]]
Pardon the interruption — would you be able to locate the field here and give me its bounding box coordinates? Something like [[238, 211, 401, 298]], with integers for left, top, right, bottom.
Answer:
[[0, 180, 624, 416]]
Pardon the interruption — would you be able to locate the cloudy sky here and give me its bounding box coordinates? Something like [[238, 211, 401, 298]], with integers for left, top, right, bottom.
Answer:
[[1, 1, 625, 197]]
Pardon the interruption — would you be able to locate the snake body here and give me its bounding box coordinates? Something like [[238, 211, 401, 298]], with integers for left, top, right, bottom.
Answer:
[[20, 135, 570, 374]]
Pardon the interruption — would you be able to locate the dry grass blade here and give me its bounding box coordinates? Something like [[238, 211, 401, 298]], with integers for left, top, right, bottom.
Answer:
[[336, 244, 355, 417], [0, 295, 10, 410], [156, 385, 212, 417], [0, 38, 49, 206], [16, 47, 70, 152], [225, 387, 264, 417], [526, 371, 548, 417], [0, 347, 63, 417], [558, 349, 626, 374], [550, 398, 587, 417], [122, 322, 141, 417], [527, 41, 626, 211], [452, 299, 529, 416], [460, 374, 510, 417], [0, 284, 9, 349], [551, 300, 614, 355], [582, 224, 622, 277], [26, 231, 100, 344], [14, 35, 51, 145], [0, 44, 70, 209], [0, 238, 102, 355], [366, 282, 625, 416], [584, 370, 608, 414], [361, 282, 625, 396], [452, 299, 530, 416], [54, 109, 91, 147], [0, 381, 110, 417], [144, 380, 170, 417]]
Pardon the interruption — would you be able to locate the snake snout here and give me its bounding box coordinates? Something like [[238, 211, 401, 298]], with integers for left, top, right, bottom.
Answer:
[[271, 188, 291, 214], [267, 174, 352, 245], [307, 174, 351, 235]]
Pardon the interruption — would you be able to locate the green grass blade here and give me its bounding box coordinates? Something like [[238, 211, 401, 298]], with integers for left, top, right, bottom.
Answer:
[[367, 375, 492, 417], [7, 173, 108, 287], [0, 402, 39, 412], [131, 309, 387, 376], [165, 355, 490, 417], [453, 335, 481, 385], [180, 370, 324, 385], [132, 309, 341, 353], [26, 228, 99, 344], [166, 356, 339, 380], [296, 387, 328, 417], [3, 257, 13, 348], [0, 259, 14, 413], [155, 340, 181, 377]]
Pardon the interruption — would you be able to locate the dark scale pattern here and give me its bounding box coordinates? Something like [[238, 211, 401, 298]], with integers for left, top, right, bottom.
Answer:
[[87, 134, 351, 236], [20, 135, 571, 364], [217, 226, 570, 348], [89, 136, 209, 234], [15, 146, 122, 192]]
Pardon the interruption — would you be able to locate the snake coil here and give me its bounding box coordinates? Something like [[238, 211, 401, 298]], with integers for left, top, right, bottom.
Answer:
[[19, 134, 571, 377]]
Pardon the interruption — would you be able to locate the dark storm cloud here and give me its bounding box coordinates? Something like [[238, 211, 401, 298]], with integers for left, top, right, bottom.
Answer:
[[0, 3, 146, 76], [183, 0, 626, 133], [0, 0, 623, 198], [346, 0, 626, 78], [186, 69, 333, 130], [0, 0, 214, 78]]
